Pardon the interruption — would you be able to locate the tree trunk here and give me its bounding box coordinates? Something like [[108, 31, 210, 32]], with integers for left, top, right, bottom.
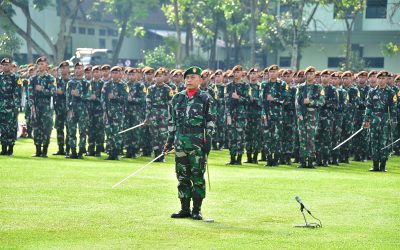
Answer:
[[26, 18, 33, 63], [250, 0, 257, 66], [345, 19, 352, 70], [173, 0, 181, 67], [209, 12, 220, 69], [223, 27, 230, 68], [291, 26, 299, 69], [112, 16, 128, 65]]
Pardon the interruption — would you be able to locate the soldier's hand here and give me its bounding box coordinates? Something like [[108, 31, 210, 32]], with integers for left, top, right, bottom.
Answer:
[[56, 88, 63, 95], [128, 96, 133, 102], [267, 94, 274, 101], [35, 85, 43, 92], [227, 115, 232, 125], [90, 94, 96, 100], [363, 121, 370, 128], [108, 92, 114, 99], [31, 105, 36, 113], [304, 97, 310, 104], [232, 91, 240, 100], [143, 119, 150, 125], [163, 143, 172, 153], [72, 90, 80, 97]]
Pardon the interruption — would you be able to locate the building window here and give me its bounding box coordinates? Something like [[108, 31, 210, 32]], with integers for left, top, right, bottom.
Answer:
[[71, 26, 76, 34], [366, 0, 387, 18], [88, 28, 95, 35], [279, 4, 290, 14], [99, 29, 106, 36], [364, 57, 384, 68], [99, 38, 106, 49], [108, 28, 118, 37], [78, 27, 86, 35], [112, 39, 118, 48], [328, 57, 344, 68], [279, 57, 291, 67]]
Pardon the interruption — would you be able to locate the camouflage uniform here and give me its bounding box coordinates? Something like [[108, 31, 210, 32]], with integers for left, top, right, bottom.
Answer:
[[125, 80, 146, 157], [295, 82, 325, 167], [225, 80, 249, 164], [66, 77, 90, 158], [316, 83, 338, 166], [353, 84, 371, 161], [166, 86, 215, 220], [101, 79, 128, 160], [331, 86, 348, 165], [22, 78, 33, 138], [145, 83, 173, 161], [28, 73, 56, 156], [54, 76, 69, 154], [282, 84, 297, 164], [364, 82, 397, 171], [0, 71, 20, 155], [245, 81, 262, 163], [260, 79, 287, 166], [213, 84, 226, 150], [87, 79, 105, 156]]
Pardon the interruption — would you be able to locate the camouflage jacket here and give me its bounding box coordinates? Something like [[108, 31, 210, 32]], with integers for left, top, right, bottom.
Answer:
[[101, 80, 128, 114], [127, 81, 147, 111], [295, 82, 325, 117], [364, 86, 397, 124], [66, 78, 90, 111], [260, 79, 288, 117], [225, 81, 249, 117], [87, 79, 104, 112], [247, 82, 262, 115], [54, 76, 69, 113], [145, 83, 173, 120], [0, 72, 20, 111], [28, 73, 56, 107]]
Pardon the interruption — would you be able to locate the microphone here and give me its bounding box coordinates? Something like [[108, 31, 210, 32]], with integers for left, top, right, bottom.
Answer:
[[295, 196, 312, 215]]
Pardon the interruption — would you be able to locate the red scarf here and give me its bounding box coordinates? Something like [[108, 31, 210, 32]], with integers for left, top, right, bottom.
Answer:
[[187, 88, 198, 98]]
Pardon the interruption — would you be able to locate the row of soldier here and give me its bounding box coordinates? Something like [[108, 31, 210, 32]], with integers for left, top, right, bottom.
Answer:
[[1, 56, 399, 170]]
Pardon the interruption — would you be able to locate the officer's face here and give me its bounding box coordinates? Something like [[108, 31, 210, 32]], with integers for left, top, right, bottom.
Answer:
[[60, 66, 69, 76], [145, 73, 153, 82], [321, 74, 330, 84], [342, 77, 351, 86], [233, 71, 241, 80], [111, 71, 119, 81], [378, 76, 388, 87], [306, 72, 315, 82], [185, 74, 201, 90], [37, 61, 47, 72], [155, 75, 163, 84], [93, 70, 101, 79], [75, 66, 84, 78], [249, 72, 258, 82], [102, 69, 110, 78], [269, 70, 278, 80], [358, 76, 367, 84], [128, 73, 135, 81], [369, 76, 377, 84], [215, 74, 222, 84], [2, 62, 11, 73], [85, 71, 92, 79]]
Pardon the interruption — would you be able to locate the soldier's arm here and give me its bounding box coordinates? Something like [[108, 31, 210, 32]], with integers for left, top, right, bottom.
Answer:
[[42, 76, 56, 97], [390, 91, 397, 124], [224, 85, 231, 117], [276, 81, 287, 105], [205, 95, 216, 137], [166, 95, 177, 147], [145, 88, 152, 120], [237, 84, 250, 104], [363, 91, 372, 124]]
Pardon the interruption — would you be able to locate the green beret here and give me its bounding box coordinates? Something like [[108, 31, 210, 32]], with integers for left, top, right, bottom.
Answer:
[[184, 66, 202, 79]]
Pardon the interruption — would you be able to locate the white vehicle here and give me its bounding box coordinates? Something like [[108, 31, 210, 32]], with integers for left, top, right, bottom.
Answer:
[[70, 48, 113, 66]]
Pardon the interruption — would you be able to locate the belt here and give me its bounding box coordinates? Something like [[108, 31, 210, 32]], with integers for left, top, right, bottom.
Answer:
[[372, 109, 388, 113], [152, 104, 168, 109], [178, 126, 204, 134], [307, 107, 316, 111]]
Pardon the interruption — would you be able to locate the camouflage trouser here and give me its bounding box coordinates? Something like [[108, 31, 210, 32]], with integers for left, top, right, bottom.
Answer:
[[353, 110, 370, 158], [141, 125, 153, 153], [228, 115, 246, 155], [67, 109, 88, 149], [340, 111, 355, 158], [0, 109, 18, 146], [104, 111, 124, 152], [282, 109, 295, 156], [263, 112, 282, 155], [395, 114, 400, 153], [370, 113, 390, 161], [125, 109, 144, 151], [54, 108, 67, 146], [298, 110, 318, 158], [245, 114, 262, 153], [24, 104, 32, 137], [87, 109, 104, 149], [32, 105, 53, 146], [316, 111, 334, 160], [149, 113, 168, 151], [214, 102, 226, 145], [175, 148, 206, 199], [332, 112, 343, 160]]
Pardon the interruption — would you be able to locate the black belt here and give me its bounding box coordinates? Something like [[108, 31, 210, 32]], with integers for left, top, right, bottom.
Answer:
[[152, 104, 168, 109], [372, 109, 388, 113], [178, 127, 204, 134]]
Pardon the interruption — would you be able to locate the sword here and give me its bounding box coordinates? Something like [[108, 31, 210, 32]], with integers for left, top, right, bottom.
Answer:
[[112, 149, 175, 188], [381, 137, 400, 151], [333, 127, 364, 151], [117, 122, 145, 135]]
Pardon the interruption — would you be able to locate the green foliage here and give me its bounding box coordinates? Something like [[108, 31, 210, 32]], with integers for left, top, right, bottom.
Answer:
[[0, 31, 22, 57], [182, 55, 209, 69], [138, 45, 176, 69], [339, 51, 368, 71], [382, 42, 399, 57]]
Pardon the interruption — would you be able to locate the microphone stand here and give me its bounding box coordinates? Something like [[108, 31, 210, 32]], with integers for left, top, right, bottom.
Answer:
[[295, 204, 322, 228]]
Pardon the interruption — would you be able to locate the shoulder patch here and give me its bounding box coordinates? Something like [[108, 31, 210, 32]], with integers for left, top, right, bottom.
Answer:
[[169, 89, 174, 97], [320, 89, 325, 96], [285, 84, 289, 91], [393, 94, 397, 103]]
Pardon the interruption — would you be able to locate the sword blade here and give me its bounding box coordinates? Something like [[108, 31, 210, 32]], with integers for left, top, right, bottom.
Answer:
[[381, 137, 400, 150], [118, 122, 145, 135], [333, 127, 364, 151]]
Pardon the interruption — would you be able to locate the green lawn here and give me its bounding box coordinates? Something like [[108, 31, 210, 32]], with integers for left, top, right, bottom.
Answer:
[[1, 135, 400, 249]]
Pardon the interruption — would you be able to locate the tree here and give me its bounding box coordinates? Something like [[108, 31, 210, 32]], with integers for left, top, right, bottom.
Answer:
[[138, 45, 175, 69], [100, 0, 159, 65], [0, 31, 22, 57], [0, 0, 85, 63]]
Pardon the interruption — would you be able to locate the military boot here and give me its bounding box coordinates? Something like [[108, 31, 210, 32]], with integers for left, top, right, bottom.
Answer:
[[131, 148, 138, 159], [323, 158, 329, 167], [65, 144, 70, 158], [53, 144, 65, 156], [212, 141, 218, 150], [286, 154, 292, 165], [273, 153, 280, 166], [369, 160, 379, 171], [123, 147, 132, 158], [78, 147, 85, 159], [1, 144, 7, 155], [244, 151, 252, 163], [260, 151, 267, 161], [154, 150, 160, 162], [114, 149, 120, 161], [69, 148, 78, 159], [32, 145, 42, 157], [85, 145, 95, 156], [7, 145, 13, 156], [226, 154, 236, 165], [297, 158, 306, 168], [235, 154, 242, 165], [264, 154, 273, 167], [104, 151, 115, 160], [41, 145, 48, 158], [191, 198, 203, 220], [158, 151, 165, 163], [95, 145, 102, 157], [307, 157, 315, 169], [253, 152, 259, 164], [332, 156, 339, 166], [171, 198, 191, 218], [380, 160, 387, 172]]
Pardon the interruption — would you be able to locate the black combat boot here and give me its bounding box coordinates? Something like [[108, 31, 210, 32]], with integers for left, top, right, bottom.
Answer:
[[244, 151, 253, 163], [41, 145, 48, 158], [191, 198, 203, 220], [307, 157, 315, 169], [53, 144, 65, 156], [131, 148, 138, 159], [273, 153, 280, 166], [279, 153, 286, 165], [286, 154, 292, 165], [70, 148, 78, 159], [32, 144, 42, 157], [7, 145, 13, 156], [369, 160, 379, 171], [323, 158, 329, 167], [171, 198, 191, 218], [104, 151, 115, 160], [65, 144, 70, 158], [1, 144, 7, 155], [380, 160, 387, 172], [123, 147, 132, 158], [297, 158, 306, 168], [264, 154, 273, 167], [253, 151, 259, 164], [226, 154, 236, 165], [86, 145, 95, 156], [315, 156, 322, 166], [114, 149, 120, 161], [332, 156, 339, 166], [95, 145, 102, 157], [236, 154, 242, 165], [260, 150, 267, 161], [153, 150, 160, 162], [212, 141, 218, 150], [78, 147, 85, 159]]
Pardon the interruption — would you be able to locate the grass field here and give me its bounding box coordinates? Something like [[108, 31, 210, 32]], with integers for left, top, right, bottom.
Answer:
[[1, 134, 400, 249]]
